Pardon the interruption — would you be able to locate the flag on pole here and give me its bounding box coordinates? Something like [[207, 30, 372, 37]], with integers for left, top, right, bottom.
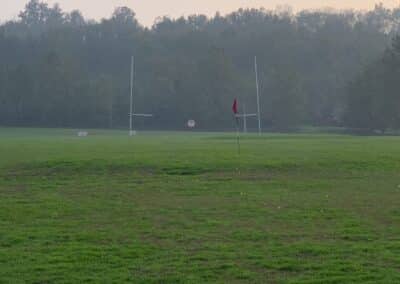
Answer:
[[232, 98, 238, 115]]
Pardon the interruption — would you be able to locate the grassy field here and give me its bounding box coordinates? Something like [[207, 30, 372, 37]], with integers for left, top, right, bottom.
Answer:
[[0, 128, 400, 283]]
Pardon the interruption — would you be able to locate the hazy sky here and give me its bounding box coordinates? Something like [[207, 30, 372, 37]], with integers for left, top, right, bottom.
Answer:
[[2, 0, 399, 26]]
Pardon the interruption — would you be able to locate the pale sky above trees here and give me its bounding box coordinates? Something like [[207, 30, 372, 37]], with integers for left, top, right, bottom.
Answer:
[[2, 0, 399, 26]]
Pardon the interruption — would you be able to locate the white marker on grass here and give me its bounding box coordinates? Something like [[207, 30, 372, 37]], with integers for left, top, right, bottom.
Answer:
[[187, 120, 196, 129], [77, 131, 88, 137]]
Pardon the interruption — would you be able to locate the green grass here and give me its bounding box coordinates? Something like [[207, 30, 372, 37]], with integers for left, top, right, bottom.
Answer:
[[0, 128, 400, 283]]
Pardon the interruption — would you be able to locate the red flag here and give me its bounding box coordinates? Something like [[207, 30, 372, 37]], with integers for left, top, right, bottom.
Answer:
[[232, 99, 238, 115]]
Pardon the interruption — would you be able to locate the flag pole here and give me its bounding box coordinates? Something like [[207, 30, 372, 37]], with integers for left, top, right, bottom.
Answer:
[[236, 117, 241, 155], [232, 98, 240, 155], [243, 103, 247, 133]]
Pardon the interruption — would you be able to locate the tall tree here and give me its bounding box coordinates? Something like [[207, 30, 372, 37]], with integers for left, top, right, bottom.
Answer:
[[345, 36, 400, 132]]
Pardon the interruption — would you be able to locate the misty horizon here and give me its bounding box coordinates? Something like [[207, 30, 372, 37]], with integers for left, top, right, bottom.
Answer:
[[2, 0, 400, 131], [2, 0, 400, 26]]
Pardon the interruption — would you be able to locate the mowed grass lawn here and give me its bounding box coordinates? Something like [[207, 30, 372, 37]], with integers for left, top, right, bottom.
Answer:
[[0, 128, 400, 283]]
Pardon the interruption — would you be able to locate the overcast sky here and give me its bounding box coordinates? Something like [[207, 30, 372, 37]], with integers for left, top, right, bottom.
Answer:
[[2, 0, 399, 26]]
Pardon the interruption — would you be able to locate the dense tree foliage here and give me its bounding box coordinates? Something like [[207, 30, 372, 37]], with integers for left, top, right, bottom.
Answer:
[[345, 36, 400, 133], [0, 1, 399, 130]]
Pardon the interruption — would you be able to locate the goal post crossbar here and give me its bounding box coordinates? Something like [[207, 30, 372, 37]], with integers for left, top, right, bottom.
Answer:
[[129, 113, 153, 118], [236, 113, 257, 118]]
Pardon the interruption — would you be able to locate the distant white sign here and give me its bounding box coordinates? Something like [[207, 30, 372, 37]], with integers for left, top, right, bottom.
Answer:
[[77, 131, 88, 137], [187, 120, 196, 128]]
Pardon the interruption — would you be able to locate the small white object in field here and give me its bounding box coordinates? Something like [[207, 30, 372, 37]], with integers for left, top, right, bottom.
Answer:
[[129, 130, 137, 136], [187, 120, 196, 128], [77, 131, 88, 137]]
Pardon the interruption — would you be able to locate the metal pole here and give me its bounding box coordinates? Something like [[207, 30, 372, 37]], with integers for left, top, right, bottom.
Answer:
[[243, 104, 248, 133], [129, 56, 134, 136], [236, 122, 241, 155], [255, 56, 262, 135]]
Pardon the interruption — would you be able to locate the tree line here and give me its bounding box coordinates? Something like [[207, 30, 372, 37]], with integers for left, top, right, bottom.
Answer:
[[1, 0, 400, 131]]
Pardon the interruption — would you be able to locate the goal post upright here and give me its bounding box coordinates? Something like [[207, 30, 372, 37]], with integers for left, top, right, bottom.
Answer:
[[129, 55, 153, 136], [129, 55, 134, 136], [255, 56, 262, 136]]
